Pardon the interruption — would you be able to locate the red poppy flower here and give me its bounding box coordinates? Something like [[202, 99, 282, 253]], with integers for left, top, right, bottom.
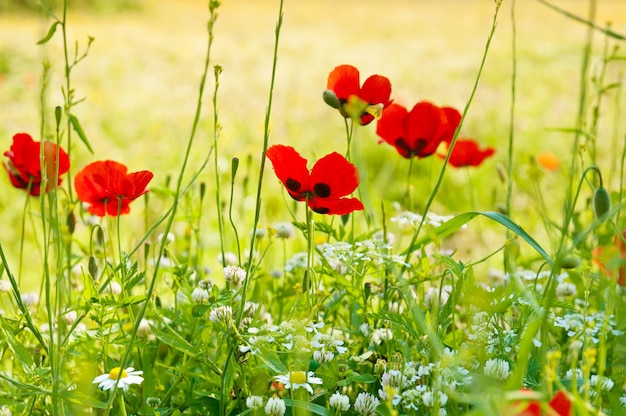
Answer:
[[3, 132, 70, 196], [266, 145, 364, 215], [593, 229, 626, 286], [75, 160, 153, 217], [510, 390, 572, 416], [439, 139, 495, 167], [376, 101, 450, 158], [325, 64, 392, 126], [437, 106, 495, 167]]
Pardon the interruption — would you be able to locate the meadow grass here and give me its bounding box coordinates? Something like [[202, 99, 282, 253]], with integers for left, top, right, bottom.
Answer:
[[0, 0, 625, 415]]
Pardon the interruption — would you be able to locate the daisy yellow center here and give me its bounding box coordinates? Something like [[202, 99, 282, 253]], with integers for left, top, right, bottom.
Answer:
[[290, 371, 307, 384], [108, 367, 128, 380]]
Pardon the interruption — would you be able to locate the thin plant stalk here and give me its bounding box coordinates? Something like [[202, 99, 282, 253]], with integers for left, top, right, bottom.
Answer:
[[238, 0, 285, 324], [102, 2, 221, 414], [401, 1, 503, 269]]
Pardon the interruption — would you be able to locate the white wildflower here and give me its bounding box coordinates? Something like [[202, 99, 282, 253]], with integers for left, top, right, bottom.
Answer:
[[329, 391, 351, 411], [92, 367, 143, 392], [274, 371, 322, 394], [264, 397, 286, 416], [354, 392, 380, 416], [224, 266, 246, 289], [484, 358, 510, 380], [246, 395, 264, 409]]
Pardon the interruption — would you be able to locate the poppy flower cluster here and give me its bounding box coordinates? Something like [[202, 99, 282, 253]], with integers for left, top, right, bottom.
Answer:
[[75, 160, 153, 217], [3, 133, 70, 196], [266, 145, 363, 215], [324, 64, 494, 168]]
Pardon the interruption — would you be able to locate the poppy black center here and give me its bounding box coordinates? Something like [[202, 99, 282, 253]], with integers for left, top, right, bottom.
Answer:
[[414, 139, 428, 154], [313, 183, 331, 198], [286, 178, 301, 192], [312, 206, 330, 214], [395, 138, 411, 153]]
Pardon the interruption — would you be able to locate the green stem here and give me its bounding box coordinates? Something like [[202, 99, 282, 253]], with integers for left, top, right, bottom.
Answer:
[[401, 1, 502, 270], [238, 0, 285, 324], [213, 65, 227, 268], [103, 2, 220, 414]]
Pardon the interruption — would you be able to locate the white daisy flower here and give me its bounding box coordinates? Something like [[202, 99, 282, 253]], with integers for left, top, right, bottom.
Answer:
[[274, 371, 322, 394], [92, 367, 144, 392]]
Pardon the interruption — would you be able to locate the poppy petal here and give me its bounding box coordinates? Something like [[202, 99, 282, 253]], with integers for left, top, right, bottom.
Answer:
[[377, 103, 411, 158], [360, 75, 391, 107], [441, 139, 495, 167], [310, 152, 359, 199], [442, 106, 462, 143], [309, 197, 364, 215], [266, 145, 310, 201], [406, 101, 449, 157], [327, 65, 360, 101], [548, 391, 571, 416]]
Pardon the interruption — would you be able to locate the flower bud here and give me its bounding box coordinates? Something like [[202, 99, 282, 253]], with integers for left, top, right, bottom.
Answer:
[[593, 186, 610, 222], [323, 89, 340, 109]]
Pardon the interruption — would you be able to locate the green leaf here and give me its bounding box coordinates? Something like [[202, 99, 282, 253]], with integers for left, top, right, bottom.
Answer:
[[256, 349, 287, 374], [37, 21, 60, 45], [407, 211, 552, 266], [150, 325, 198, 357], [69, 114, 94, 154], [0, 318, 34, 369], [284, 399, 330, 416], [59, 389, 108, 409], [337, 372, 375, 386]]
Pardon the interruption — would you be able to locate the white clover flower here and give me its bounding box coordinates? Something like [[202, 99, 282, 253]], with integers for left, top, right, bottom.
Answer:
[[209, 305, 233, 325], [329, 391, 350, 411], [0, 280, 11, 293], [590, 375, 615, 391], [246, 395, 264, 409], [313, 349, 334, 364], [92, 367, 143, 392], [62, 310, 78, 325], [424, 286, 451, 308], [191, 287, 209, 303], [373, 230, 396, 245], [556, 282, 577, 297], [157, 232, 175, 245], [103, 281, 122, 295], [484, 358, 510, 380], [274, 371, 322, 394], [371, 327, 393, 345], [224, 266, 246, 289], [354, 392, 380, 416], [137, 319, 155, 340], [264, 397, 286, 416], [274, 222, 295, 239], [218, 252, 238, 266], [21, 292, 39, 307], [0, 405, 11, 416], [251, 227, 267, 238], [422, 390, 447, 408]]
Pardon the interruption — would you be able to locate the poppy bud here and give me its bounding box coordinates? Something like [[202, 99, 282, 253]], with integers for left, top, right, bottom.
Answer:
[[66, 210, 75, 234], [557, 256, 580, 270], [199, 182, 206, 202], [88, 255, 99, 280], [593, 186, 610, 222], [323, 89, 340, 109], [231, 157, 239, 178], [55, 106, 62, 127]]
